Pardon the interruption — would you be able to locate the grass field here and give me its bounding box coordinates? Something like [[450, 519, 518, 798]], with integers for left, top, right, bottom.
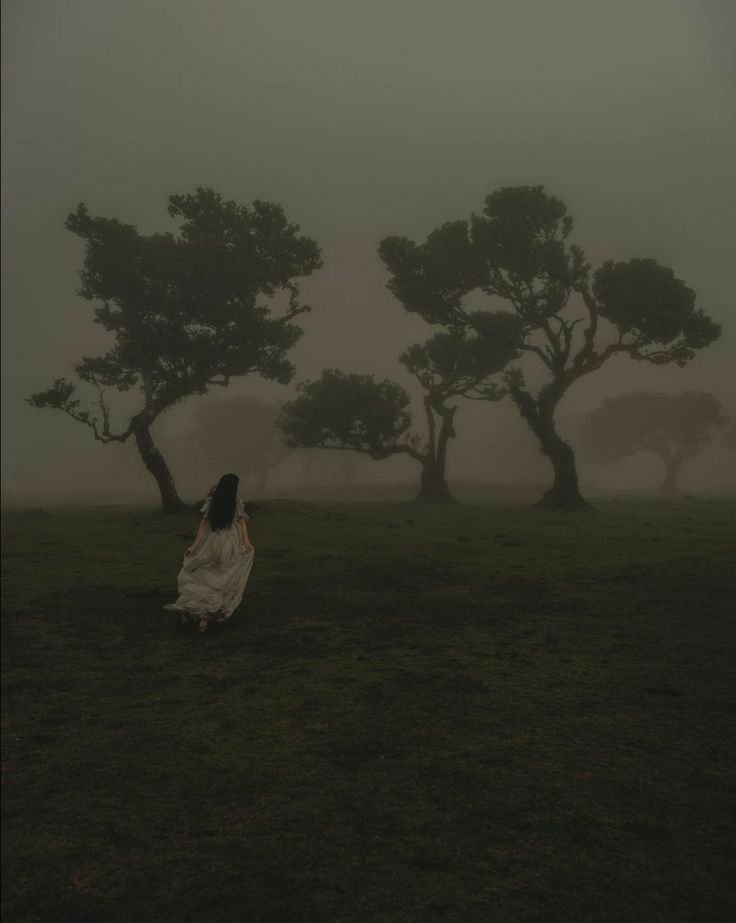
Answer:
[[2, 498, 735, 922]]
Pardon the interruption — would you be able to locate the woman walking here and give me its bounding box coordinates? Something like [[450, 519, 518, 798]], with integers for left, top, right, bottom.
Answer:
[[164, 473, 255, 631]]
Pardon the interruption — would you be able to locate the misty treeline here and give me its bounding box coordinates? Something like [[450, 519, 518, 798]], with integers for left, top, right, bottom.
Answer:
[[28, 186, 724, 510]]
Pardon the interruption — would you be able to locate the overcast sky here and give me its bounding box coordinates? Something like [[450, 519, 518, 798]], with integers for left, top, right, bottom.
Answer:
[[2, 0, 735, 501]]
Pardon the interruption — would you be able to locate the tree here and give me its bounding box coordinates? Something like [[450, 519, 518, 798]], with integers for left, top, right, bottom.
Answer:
[[399, 322, 519, 498], [187, 396, 294, 495], [27, 188, 322, 510], [379, 186, 721, 507], [294, 448, 367, 490], [277, 320, 518, 501], [581, 391, 729, 494], [336, 450, 367, 487], [722, 426, 736, 451]]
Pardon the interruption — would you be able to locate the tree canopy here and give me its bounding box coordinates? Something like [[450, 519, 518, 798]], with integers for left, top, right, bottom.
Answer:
[[278, 369, 419, 460], [278, 320, 518, 501], [379, 185, 721, 506], [28, 188, 322, 509]]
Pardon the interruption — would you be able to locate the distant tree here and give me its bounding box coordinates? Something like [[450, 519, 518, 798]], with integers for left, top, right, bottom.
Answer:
[[337, 450, 367, 486], [27, 188, 322, 511], [580, 391, 729, 494], [379, 185, 721, 507], [277, 320, 518, 501], [188, 397, 294, 495], [290, 448, 369, 489], [296, 449, 367, 489], [722, 426, 736, 451], [399, 322, 519, 498], [278, 368, 418, 481]]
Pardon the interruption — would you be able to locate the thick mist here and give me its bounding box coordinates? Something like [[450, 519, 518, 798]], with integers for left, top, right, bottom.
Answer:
[[3, 0, 735, 505]]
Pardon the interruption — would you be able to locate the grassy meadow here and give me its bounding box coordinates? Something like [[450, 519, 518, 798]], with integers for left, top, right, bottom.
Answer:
[[2, 497, 736, 921]]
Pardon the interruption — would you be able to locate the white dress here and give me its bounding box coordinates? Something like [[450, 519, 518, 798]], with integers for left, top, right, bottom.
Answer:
[[164, 497, 255, 623]]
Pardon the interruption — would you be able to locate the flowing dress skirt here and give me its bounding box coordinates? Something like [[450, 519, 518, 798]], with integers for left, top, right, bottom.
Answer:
[[164, 524, 255, 623]]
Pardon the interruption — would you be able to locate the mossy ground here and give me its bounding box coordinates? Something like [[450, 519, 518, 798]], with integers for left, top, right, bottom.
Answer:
[[2, 498, 735, 921]]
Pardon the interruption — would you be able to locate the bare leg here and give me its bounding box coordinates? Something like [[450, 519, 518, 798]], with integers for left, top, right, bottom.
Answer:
[[198, 618, 208, 632]]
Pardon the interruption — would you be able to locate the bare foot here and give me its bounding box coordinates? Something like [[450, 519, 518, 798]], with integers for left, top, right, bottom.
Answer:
[[198, 618, 209, 632]]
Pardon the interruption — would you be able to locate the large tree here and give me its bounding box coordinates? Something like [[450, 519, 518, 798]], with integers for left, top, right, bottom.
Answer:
[[379, 186, 721, 507], [581, 391, 729, 495], [27, 188, 322, 510], [278, 321, 518, 501]]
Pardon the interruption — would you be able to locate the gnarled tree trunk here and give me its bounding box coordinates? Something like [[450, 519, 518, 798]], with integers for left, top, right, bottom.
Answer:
[[659, 453, 683, 497], [510, 385, 588, 509], [134, 423, 186, 512], [416, 457, 454, 502], [415, 403, 457, 502], [537, 430, 587, 508]]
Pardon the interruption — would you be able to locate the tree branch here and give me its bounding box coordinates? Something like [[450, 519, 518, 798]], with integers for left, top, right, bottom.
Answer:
[[424, 397, 437, 460], [573, 289, 600, 370], [27, 378, 140, 444], [517, 340, 557, 371]]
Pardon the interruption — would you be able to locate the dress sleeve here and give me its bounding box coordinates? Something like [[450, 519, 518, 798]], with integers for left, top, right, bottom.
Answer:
[[236, 498, 250, 522]]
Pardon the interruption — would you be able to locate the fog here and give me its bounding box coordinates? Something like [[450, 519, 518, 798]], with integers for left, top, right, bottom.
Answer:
[[2, 0, 735, 505]]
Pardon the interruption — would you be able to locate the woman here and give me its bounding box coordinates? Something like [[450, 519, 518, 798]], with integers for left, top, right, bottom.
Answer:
[[164, 473, 255, 632]]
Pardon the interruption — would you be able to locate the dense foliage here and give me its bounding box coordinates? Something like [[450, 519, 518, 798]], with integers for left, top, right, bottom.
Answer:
[[379, 186, 721, 506], [278, 318, 519, 500], [28, 188, 322, 509]]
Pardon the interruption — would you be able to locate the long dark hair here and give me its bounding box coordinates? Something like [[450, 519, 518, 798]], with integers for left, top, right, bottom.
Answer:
[[208, 473, 239, 530]]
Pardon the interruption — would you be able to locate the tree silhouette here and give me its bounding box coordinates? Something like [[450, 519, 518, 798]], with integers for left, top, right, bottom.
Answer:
[[722, 426, 736, 451], [399, 323, 519, 498], [187, 397, 294, 495], [277, 320, 518, 501], [581, 392, 728, 494], [379, 186, 721, 507], [27, 189, 322, 510], [294, 449, 367, 490]]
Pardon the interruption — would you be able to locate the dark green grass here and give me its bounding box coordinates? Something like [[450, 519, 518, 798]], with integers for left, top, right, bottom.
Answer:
[[2, 499, 736, 922]]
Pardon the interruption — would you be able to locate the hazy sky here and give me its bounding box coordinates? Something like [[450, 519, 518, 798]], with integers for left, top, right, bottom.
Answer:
[[2, 0, 735, 500]]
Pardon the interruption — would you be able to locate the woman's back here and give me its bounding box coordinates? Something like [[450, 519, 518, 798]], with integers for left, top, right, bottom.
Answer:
[[164, 474, 255, 629]]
